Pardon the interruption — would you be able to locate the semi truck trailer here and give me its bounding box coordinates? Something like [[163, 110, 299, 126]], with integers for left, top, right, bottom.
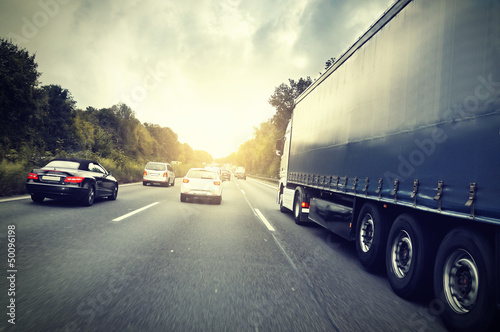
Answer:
[[276, 0, 500, 331]]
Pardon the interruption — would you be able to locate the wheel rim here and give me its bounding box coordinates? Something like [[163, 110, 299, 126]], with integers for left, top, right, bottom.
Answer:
[[391, 230, 413, 279], [359, 213, 375, 253], [443, 249, 479, 314]]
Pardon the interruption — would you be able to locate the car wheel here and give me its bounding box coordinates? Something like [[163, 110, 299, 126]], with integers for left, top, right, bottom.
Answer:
[[172, 178, 175, 186], [31, 194, 44, 203], [180, 194, 186, 202], [143, 181, 147, 186], [215, 196, 222, 205], [356, 203, 388, 269], [82, 184, 95, 206], [108, 184, 118, 200], [434, 228, 497, 332]]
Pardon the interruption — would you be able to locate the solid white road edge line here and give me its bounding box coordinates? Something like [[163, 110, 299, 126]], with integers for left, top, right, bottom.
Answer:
[[112, 202, 159, 222], [254, 208, 275, 232], [247, 178, 278, 190]]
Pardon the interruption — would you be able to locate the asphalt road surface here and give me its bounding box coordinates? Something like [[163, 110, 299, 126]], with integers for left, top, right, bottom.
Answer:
[[0, 177, 447, 331]]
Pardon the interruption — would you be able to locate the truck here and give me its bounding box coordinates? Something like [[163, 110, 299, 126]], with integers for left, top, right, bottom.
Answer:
[[275, 0, 500, 331]]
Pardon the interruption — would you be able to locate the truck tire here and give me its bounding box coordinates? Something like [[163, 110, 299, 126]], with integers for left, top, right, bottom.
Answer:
[[386, 214, 432, 299], [433, 228, 497, 332], [355, 203, 388, 269], [293, 188, 307, 225]]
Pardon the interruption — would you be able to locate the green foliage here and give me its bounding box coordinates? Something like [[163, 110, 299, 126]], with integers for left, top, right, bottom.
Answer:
[[235, 76, 312, 178], [268, 77, 312, 134], [236, 121, 280, 178], [0, 160, 32, 196], [0, 38, 41, 156]]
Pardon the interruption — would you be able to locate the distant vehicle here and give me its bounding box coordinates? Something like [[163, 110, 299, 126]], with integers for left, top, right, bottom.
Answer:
[[221, 169, 231, 181], [234, 167, 246, 180], [26, 158, 118, 206], [180, 168, 222, 204], [143, 162, 175, 187]]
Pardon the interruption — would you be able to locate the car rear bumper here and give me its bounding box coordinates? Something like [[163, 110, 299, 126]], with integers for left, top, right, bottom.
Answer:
[[143, 176, 168, 183], [181, 191, 222, 198], [26, 182, 88, 200]]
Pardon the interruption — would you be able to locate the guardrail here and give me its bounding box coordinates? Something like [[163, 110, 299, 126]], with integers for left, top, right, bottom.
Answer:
[[247, 174, 279, 184]]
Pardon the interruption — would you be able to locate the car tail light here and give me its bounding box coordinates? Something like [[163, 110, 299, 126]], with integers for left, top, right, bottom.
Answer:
[[64, 176, 85, 183], [301, 202, 310, 208], [214, 181, 221, 186], [183, 179, 189, 183], [163, 172, 168, 177], [28, 173, 38, 180], [143, 171, 147, 176]]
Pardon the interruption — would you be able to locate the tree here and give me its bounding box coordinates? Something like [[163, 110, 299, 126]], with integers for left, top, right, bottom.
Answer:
[[144, 123, 180, 162], [38, 84, 76, 154], [268, 77, 312, 134], [0, 38, 41, 156]]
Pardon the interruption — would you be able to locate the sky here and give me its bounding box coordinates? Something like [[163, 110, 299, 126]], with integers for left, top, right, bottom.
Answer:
[[0, 0, 394, 158]]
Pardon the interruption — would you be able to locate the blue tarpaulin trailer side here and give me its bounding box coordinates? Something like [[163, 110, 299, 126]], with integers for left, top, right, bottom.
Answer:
[[277, 0, 500, 330], [290, 0, 500, 224]]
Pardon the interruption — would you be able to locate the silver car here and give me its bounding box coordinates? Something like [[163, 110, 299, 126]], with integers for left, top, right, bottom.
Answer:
[[180, 168, 223, 204], [143, 162, 175, 187]]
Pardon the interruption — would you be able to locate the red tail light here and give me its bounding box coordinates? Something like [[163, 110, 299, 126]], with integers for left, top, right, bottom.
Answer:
[[183, 179, 189, 183], [301, 202, 310, 208], [214, 181, 221, 186], [163, 172, 168, 177], [64, 176, 85, 183], [28, 173, 38, 180], [143, 171, 147, 176]]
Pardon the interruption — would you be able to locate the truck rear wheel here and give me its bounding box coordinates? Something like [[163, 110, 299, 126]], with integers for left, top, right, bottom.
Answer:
[[433, 228, 497, 332], [386, 214, 432, 299], [355, 203, 387, 269]]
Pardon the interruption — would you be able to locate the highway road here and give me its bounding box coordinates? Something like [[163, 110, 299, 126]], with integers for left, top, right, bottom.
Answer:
[[0, 177, 447, 331]]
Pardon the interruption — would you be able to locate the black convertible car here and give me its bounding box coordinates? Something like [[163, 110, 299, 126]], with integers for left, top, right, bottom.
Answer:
[[26, 158, 118, 206]]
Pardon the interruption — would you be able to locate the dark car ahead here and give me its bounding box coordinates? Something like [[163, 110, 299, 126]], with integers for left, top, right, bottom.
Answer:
[[26, 158, 118, 206]]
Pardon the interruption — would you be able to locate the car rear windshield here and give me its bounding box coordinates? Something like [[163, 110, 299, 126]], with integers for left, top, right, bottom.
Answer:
[[45, 160, 80, 169], [187, 170, 217, 179], [146, 163, 167, 171]]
